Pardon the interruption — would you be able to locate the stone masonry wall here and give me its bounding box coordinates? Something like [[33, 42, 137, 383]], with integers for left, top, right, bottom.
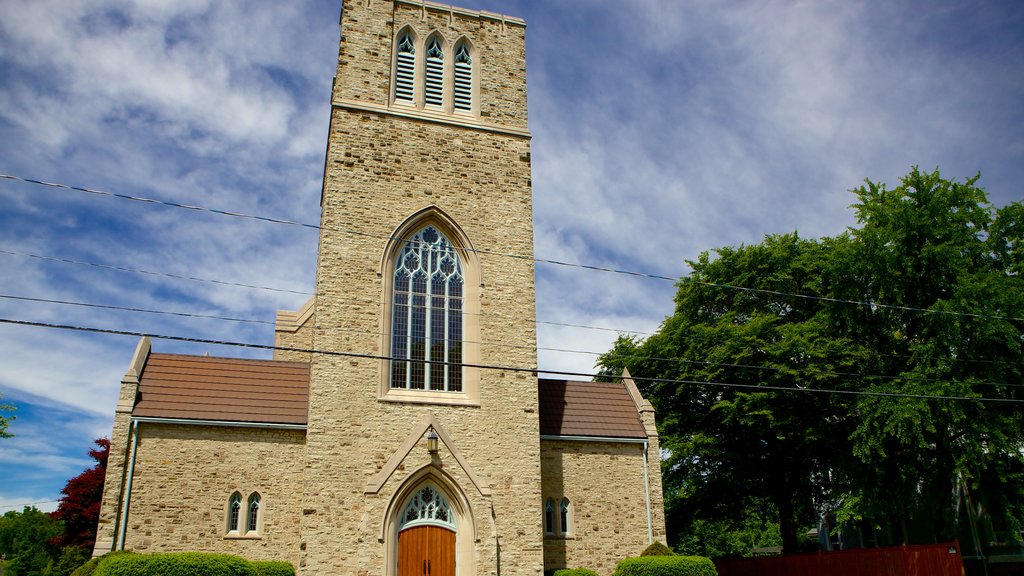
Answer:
[[121, 423, 305, 566], [300, 2, 539, 575], [274, 306, 315, 363], [540, 440, 658, 576], [334, 0, 528, 128]]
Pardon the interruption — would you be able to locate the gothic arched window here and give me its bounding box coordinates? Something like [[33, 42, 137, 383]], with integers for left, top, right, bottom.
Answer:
[[560, 498, 572, 535], [453, 41, 472, 112], [391, 226, 463, 392], [394, 31, 416, 103], [247, 493, 261, 533], [227, 492, 242, 533], [424, 36, 445, 107], [400, 485, 455, 530], [544, 498, 556, 535]]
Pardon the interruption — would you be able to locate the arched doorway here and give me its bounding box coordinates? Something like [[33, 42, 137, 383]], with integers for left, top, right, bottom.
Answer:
[[397, 484, 456, 576]]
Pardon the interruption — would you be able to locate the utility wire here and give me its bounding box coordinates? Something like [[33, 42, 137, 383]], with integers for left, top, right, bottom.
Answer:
[[0, 248, 312, 296], [1, 248, 1015, 370], [6, 292, 1022, 389], [0, 500, 59, 511], [2, 316, 1022, 404], [0, 248, 654, 336], [5, 173, 1023, 323]]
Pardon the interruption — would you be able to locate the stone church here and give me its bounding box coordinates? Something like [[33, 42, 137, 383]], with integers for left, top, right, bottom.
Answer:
[[93, 1, 666, 575]]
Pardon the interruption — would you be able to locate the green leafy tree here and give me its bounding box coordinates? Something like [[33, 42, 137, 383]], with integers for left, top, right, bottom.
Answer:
[[0, 507, 63, 576], [839, 168, 1024, 545], [601, 167, 1024, 554]]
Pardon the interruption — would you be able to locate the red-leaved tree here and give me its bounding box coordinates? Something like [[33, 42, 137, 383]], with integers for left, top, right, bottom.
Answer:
[[52, 438, 109, 550]]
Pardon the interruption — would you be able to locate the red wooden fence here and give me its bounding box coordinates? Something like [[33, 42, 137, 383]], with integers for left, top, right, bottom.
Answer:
[[714, 541, 965, 576]]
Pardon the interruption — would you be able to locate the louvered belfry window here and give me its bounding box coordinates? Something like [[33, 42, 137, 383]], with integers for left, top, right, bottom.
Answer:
[[453, 42, 472, 111], [424, 37, 444, 107], [391, 226, 463, 392], [394, 32, 415, 102]]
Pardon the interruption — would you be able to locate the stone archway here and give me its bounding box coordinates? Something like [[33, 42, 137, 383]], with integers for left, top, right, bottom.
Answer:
[[397, 485, 456, 576]]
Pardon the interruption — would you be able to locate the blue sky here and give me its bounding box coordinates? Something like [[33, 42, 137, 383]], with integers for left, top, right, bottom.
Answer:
[[1, 0, 1022, 513]]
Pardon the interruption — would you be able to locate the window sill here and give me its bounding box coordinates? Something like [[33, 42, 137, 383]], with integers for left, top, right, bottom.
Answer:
[[223, 533, 262, 540], [380, 389, 479, 407]]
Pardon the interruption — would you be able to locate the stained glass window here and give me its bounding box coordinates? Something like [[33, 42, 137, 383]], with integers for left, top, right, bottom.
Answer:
[[391, 226, 463, 392], [400, 485, 455, 530]]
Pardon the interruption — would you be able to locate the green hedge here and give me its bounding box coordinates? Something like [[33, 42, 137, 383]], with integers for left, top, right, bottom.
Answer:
[[71, 551, 134, 576], [640, 542, 675, 556], [93, 552, 294, 576], [252, 560, 296, 576], [613, 555, 717, 576], [553, 569, 599, 576]]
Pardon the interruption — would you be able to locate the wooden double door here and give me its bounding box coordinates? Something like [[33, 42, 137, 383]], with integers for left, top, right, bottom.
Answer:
[[397, 525, 455, 576]]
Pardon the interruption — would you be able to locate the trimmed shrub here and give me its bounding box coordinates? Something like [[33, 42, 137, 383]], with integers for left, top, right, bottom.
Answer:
[[71, 551, 133, 576], [253, 560, 296, 576], [553, 569, 599, 576], [640, 542, 675, 556], [94, 552, 258, 576], [613, 555, 717, 576]]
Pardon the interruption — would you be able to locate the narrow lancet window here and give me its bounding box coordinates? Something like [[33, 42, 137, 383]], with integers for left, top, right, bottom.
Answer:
[[227, 492, 242, 532], [544, 498, 556, 534], [424, 37, 444, 107], [560, 498, 571, 534], [391, 226, 463, 392], [453, 42, 472, 111], [395, 32, 416, 102], [247, 493, 260, 533]]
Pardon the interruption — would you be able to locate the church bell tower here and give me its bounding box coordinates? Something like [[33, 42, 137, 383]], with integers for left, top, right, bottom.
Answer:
[[290, 2, 541, 574]]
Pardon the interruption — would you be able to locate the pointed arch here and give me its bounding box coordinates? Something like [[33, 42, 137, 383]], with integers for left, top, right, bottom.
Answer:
[[379, 207, 481, 406], [423, 32, 448, 108], [393, 26, 419, 104], [381, 466, 478, 576], [246, 492, 261, 534], [452, 37, 475, 113], [226, 491, 242, 533]]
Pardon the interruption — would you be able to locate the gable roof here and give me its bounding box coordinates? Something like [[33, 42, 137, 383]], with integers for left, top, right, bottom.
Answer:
[[129, 353, 646, 438], [537, 379, 647, 439], [133, 353, 309, 425]]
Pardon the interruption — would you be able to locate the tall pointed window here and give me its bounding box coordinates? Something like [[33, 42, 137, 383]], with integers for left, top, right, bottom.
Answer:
[[453, 42, 472, 111], [544, 498, 556, 535], [424, 37, 444, 107], [247, 493, 261, 533], [394, 32, 416, 103], [560, 498, 572, 535], [227, 492, 242, 533], [391, 226, 463, 392]]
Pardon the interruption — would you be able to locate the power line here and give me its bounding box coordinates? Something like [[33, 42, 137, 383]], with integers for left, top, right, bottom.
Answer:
[[2, 316, 1021, 404], [1, 249, 1014, 372], [7, 292, 1022, 388], [0, 248, 654, 337], [0, 248, 312, 296], [5, 172, 1022, 323], [0, 500, 59, 511]]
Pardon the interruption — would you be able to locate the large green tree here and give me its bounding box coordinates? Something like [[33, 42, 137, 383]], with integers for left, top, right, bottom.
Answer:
[[0, 507, 63, 576], [601, 167, 1024, 555]]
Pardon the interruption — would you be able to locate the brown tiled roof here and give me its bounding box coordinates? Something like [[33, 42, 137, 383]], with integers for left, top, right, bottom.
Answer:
[[133, 353, 309, 425], [538, 379, 646, 439]]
